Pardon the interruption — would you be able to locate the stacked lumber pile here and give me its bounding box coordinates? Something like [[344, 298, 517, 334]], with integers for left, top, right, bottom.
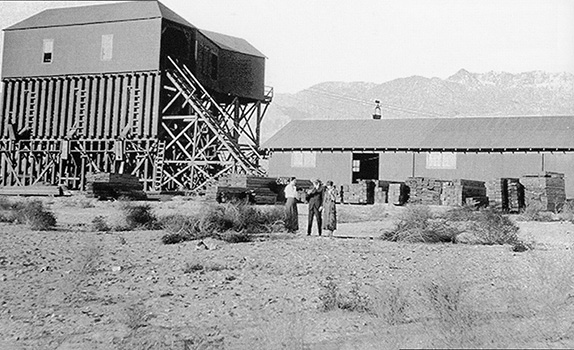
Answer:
[[506, 179, 524, 212], [272, 177, 313, 203], [405, 177, 447, 205], [374, 188, 387, 204], [217, 175, 314, 205], [216, 186, 255, 204], [202, 179, 219, 202], [486, 178, 523, 212], [520, 172, 566, 212], [485, 179, 504, 209], [341, 180, 375, 204], [385, 182, 409, 205], [0, 185, 64, 196], [441, 179, 487, 207], [86, 173, 146, 200], [217, 175, 277, 204]]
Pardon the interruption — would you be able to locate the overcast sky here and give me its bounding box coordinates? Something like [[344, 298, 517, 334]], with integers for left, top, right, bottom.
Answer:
[[0, 0, 573, 93]]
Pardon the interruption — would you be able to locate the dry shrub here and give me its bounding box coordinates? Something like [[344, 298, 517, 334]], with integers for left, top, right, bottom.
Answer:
[[159, 203, 285, 244], [382, 205, 460, 243], [319, 279, 374, 314], [424, 278, 484, 348], [0, 198, 57, 230], [57, 196, 96, 208], [465, 208, 520, 245], [92, 215, 111, 232], [556, 200, 574, 222], [120, 203, 158, 230], [183, 261, 228, 274], [383, 205, 521, 246], [373, 285, 410, 325], [517, 200, 555, 222]]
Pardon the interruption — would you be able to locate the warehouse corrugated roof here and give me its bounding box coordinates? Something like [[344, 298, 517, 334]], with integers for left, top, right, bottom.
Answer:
[[200, 30, 265, 58], [5, 1, 195, 30], [262, 116, 574, 152]]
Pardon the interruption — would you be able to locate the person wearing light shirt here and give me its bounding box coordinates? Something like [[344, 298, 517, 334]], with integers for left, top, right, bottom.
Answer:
[[284, 177, 299, 233]]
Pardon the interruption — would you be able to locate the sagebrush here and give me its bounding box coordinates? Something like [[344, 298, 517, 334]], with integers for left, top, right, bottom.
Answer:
[[160, 203, 285, 244], [382, 205, 520, 245], [0, 198, 56, 230]]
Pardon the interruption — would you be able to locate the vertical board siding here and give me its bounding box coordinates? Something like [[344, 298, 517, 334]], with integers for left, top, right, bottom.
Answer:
[[104, 76, 113, 139], [51, 79, 62, 139], [143, 73, 153, 137], [0, 71, 160, 140], [151, 73, 161, 137], [58, 79, 69, 138], [17, 80, 27, 132], [88, 77, 98, 138], [1, 81, 12, 137], [96, 77, 106, 138]]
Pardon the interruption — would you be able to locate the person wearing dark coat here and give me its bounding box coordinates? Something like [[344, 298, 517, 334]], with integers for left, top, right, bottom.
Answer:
[[306, 179, 324, 236]]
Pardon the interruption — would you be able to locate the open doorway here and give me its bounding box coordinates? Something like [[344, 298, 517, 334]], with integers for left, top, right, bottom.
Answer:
[[352, 153, 379, 183]]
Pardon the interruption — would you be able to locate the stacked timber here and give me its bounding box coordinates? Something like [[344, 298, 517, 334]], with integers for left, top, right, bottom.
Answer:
[[506, 179, 524, 212], [384, 182, 409, 205], [374, 188, 387, 204], [441, 179, 487, 207], [485, 179, 504, 209], [203, 179, 219, 202], [405, 177, 446, 205], [218, 175, 277, 204], [271, 177, 313, 203], [86, 173, 146, 200], [486, 178, 523, 212], [0, 185, 63, 196], [341, 180, 375, 204], [520, 172, 566, 212]]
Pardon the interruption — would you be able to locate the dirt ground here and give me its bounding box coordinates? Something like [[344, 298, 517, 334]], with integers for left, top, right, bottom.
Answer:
[[1, 197, 574, 349]]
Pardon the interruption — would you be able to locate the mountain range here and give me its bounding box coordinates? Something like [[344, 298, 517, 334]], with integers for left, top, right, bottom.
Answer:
[[260, 70, 574, 141]]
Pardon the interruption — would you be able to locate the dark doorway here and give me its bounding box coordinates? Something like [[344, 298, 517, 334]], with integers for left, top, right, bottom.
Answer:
[[352, 153, 379, 183]]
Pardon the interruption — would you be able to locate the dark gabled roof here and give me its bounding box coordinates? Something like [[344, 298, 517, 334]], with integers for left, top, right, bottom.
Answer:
[[200, 30, 265, 58], [5, 1, 195, 31], [262, 116, 574, 152]]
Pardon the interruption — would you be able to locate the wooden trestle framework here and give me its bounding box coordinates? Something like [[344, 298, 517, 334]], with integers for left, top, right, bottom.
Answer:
[[0, 57, 272, 192]]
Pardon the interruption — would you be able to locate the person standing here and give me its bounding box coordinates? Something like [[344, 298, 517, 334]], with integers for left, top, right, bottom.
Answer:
[[306, 179, 324, 236], [322, 180, 338, 237], [284, 177, 299, 233]]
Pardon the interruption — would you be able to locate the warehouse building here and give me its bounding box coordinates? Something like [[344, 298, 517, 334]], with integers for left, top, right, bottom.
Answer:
[[261, 116, 574, 197]]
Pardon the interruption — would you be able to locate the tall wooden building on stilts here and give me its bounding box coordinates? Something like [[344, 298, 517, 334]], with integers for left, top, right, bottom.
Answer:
[[0, 1, 272, 192]]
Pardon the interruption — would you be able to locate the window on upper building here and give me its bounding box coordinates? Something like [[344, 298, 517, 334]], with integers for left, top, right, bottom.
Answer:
[[210, 53, 218, 80], [42, 39, 53, 64], [426, 152, 457, 169], [352, 159, 360, 172], [101, 34, 113, 61], [291, 152, 316, 168]]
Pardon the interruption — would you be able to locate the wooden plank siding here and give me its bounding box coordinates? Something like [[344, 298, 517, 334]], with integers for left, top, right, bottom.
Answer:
[[0, 71, 160, 140]]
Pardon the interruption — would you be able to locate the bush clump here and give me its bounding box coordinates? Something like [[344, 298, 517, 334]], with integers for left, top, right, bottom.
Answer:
[[120, 203, 158, 230], [159, 202, 285, 244], [92, 215, 111, 232], [381, 206, 460, 243], [517, 201, 555, 222], [319, 279, 374, 314], [0, 198, 57, 230], [464, 208, 520, 245], [382, 205, 520, 245]]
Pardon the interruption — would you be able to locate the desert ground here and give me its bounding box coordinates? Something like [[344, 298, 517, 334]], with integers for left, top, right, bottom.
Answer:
[[1, 196, 574, 350]]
